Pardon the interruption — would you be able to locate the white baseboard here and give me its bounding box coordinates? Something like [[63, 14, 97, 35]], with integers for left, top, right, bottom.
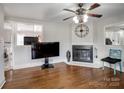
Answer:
[[65, 61, 101, 68], [0, 80, 6, 89], [13, 62, 44, 69], [65, 61, 124, 73], [13, 59, 66, 70], [104, 63, 124, 72]]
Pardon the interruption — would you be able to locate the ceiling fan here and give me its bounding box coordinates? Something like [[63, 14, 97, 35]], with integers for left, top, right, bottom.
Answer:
[[63, 3, 103, 23]]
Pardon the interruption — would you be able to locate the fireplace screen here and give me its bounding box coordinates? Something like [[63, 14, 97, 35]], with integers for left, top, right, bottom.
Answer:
[[72, 45, 93, 63]]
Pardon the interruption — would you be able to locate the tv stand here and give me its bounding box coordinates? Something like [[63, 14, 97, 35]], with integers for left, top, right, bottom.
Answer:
[[41, 58, 54, 69]]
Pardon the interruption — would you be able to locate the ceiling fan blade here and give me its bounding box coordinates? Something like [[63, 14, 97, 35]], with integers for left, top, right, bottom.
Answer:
[[88, 3, 100, 10], [87, 13, 102, 18], [63, 9, 76, 14], [63, 16, 74, 21]]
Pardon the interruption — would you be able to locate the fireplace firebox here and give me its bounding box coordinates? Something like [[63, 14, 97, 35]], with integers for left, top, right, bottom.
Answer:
[[72, 45, 93, 63]]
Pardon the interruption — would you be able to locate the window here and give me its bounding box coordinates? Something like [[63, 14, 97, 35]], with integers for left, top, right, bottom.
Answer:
[[16, 22, 43, 46], [16, 22, 43, 32], [34, 25, 42, 32], [17, 23, 34, 31], [16, 34, 24, 46], [4, 20, 43, 46]]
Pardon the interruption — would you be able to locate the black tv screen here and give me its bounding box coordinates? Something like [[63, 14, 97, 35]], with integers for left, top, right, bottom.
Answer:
[[31, 42, 59, 59], [24, 37, 38, 45]]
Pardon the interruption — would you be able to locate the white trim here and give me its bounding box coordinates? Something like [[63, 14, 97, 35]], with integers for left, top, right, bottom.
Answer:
[[65, 61, 101, 68], [104, 62, 124, 72], [65, 61, 124, 72], [13, 60, 66, 70], [0, 80, 6, 89]]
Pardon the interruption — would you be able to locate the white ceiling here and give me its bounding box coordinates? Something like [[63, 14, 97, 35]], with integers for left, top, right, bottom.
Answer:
[[2, 3, 124, 22]]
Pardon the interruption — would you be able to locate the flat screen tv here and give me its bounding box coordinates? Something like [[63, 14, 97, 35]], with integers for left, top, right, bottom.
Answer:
[[31, 42, 59, 59], [24, 37, 38, 45]]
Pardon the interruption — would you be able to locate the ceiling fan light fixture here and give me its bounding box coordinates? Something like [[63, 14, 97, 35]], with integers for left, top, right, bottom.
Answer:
[[73, 16, 79, 24], [63, 3, 102, 23], [83, 14, 88, 22]]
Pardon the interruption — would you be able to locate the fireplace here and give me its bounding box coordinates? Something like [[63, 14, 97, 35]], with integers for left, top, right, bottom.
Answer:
[[72, 45, 93, 63]]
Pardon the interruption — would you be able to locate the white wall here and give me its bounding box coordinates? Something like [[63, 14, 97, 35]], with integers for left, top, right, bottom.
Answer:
[[2, 30, 12, 43], [71, 21, 93, 45], [7, 18, 72, 69], [6, 13, 124, 71], [68, 15, 124, 70], [0, 5, 5, 88], [0, 5, 5, 38], [43, 22, 71, 59], [94, 14, 124, 71], [68, 21, 101, 68], [0, 39, 5, 88]]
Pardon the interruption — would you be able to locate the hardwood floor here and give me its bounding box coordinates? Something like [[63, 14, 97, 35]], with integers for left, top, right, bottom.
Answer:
[[2, 62, 124, 89]]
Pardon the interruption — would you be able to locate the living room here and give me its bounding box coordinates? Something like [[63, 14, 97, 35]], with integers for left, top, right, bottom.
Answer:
[[0, 1, 124, 90]]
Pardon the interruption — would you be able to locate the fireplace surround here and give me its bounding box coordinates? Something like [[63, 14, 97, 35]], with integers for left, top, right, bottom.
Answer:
[[72, 45, 93, 63]]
